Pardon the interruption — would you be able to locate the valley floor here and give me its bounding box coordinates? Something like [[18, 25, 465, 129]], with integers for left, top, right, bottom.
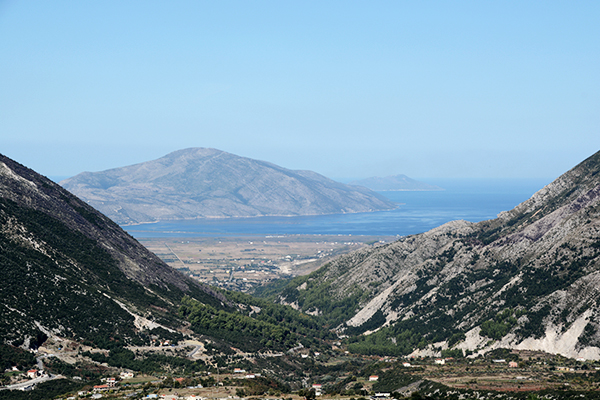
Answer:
[[5, 336, 600, 400], [139, 235, 396, 291]]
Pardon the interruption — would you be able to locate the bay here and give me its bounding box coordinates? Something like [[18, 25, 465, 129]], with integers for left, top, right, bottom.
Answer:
[[123, 178, 551, 238]]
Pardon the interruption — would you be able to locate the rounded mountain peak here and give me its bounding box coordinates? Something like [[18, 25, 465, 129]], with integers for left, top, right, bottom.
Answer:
[[60, 148, 396, 224]]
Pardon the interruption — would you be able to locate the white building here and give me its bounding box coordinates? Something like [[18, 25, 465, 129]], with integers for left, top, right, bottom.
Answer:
[[26, 369, 39, 379]]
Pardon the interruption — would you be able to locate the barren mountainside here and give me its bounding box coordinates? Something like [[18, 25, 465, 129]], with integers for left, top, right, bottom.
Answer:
[[272, 150, 600, 359], [60, 148, 396, 225]]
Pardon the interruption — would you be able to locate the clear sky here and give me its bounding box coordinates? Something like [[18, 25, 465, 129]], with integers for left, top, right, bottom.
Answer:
[[1, 1, 599, 181]]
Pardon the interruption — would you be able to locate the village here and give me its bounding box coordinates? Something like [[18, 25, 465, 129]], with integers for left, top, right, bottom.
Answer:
[[5, 336, 600, 399]]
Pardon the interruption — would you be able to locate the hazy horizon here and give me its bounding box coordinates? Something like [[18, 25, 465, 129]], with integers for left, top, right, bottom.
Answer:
[[2, 2, 599, 180], [48, 166, 554, 191]]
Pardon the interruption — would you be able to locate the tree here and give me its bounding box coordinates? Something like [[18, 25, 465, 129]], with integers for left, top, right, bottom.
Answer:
[[298, 388, 316, 400]]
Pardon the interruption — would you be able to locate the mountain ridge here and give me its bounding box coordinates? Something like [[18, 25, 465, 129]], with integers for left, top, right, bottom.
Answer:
[[268, 150, 600, 359], [60, 148, 397, 225], [0, 152, 337, 368], [0, 153, 228, 348]]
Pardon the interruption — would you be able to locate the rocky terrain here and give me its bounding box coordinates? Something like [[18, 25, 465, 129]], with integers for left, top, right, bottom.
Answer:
[[272, 150, 600, 359], [0, 152, 335, 362], [60, 148, 396, 225], [5, 150, 600, 399], [349, 174, 443, 191], [0, 153, 227, 348]]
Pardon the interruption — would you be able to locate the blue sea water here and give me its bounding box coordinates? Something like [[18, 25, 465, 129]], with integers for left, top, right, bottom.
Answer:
[[123, 178, 552, 238]]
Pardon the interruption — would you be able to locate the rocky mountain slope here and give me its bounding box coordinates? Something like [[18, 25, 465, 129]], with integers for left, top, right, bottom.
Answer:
[[349, 174, 443, 191], [60, 148, 396, 225], [0, 153, 226, 349], [271, 150, 600, 359], [0, 153, 338, 361]]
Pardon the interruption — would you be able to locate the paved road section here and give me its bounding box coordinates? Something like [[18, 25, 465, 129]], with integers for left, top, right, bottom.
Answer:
[[0, 373, 62, 391]]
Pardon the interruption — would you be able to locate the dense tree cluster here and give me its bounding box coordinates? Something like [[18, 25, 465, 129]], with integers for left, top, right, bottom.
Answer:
[[479, 309, 521, 340], [0, 344, 36, 372], [83, 344, 206, 375], [179, 297, 299, 352], [0, 379, 84, 400], [223, 291, 335, 341]]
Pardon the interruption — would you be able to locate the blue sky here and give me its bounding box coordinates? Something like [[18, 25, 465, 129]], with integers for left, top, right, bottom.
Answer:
[[1, 1, 599, 181]]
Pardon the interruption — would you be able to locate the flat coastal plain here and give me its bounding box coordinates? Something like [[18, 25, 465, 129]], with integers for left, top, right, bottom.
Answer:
[[139, 234, 397, 292]]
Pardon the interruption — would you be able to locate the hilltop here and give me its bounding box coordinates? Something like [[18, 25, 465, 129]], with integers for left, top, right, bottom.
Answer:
[[60, 148, 396, 225]]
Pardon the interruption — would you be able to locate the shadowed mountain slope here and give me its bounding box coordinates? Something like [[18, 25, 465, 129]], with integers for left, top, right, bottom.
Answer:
[[269, 150, 600, 359], [0, 154, 226, 348], [60, 148, 396, 225], [0, 153, 344, 360]]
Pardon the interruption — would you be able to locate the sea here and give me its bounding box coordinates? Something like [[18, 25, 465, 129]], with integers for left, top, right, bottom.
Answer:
[[123, 178, 552, 239]]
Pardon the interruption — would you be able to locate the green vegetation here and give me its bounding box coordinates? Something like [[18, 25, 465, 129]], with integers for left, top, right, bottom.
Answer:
[[371, 364, 419, 392], [441, 348, 465, 358], [44, 357, 103, 380], [223, 291, 335, 341], [180, 296, 329, 352], [0, 197, 161, 347], [83, 344, 206, 375], [275, 272, 368, 328], [484, 348, 520, 362], [255, 250, 375, 330], [579, 322, 600, 348], [447, 332, 466, 347], [235, 375, 290, 396], [347, 324, 426, 356], [0, 344, 36, 372], [480, 309, 521, 340], [0, 379, 85, 400]]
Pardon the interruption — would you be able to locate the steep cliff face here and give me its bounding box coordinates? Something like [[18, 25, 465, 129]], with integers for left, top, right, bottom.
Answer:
[[275, 151, 600, 359], [0, 154, 224, 348], [60, 148, 396, 225]]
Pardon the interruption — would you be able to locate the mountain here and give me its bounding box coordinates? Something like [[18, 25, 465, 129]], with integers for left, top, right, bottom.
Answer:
[[0, 152, 336, 363], [268, 150, 600, 359], [59, 148, 396, 225], [349, 174, 443, 191], [0, 152, 350, 398], [0, 153, 227, 349]]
